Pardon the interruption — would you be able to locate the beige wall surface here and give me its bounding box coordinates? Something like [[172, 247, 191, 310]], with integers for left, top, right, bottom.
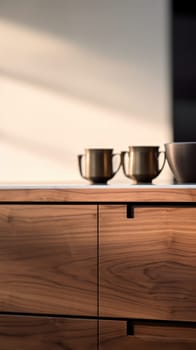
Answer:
[[0, 0, 172, 184]]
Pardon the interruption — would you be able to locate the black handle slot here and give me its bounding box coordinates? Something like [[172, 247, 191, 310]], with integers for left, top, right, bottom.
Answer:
[[127, 319, 196, 340], [126, 202, 196, 219]]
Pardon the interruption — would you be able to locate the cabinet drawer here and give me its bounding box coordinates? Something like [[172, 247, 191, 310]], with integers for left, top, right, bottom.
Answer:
[[0, 205, 97, 316], [0, 315, 97, 350], [99, 205, 196, 321], [100, 320, 196, 350]]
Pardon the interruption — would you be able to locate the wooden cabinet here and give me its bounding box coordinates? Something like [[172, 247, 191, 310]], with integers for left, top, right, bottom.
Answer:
[[99, 205, 196, 321], [0, 316, 97, 350], [0, 188, 196, 349], [99, 203, 196, 348], [0, 204, 97, 316], [0, 204, 98, 349]]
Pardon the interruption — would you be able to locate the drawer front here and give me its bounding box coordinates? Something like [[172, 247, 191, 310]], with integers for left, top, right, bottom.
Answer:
[[99, 205, 196, 321], [100, 320, 196, 350], [0, 205, 97, 315], [0, 316, 97, 350]]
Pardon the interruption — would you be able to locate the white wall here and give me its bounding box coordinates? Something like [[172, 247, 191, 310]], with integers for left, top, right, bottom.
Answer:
[[0, 0, 172, 184]]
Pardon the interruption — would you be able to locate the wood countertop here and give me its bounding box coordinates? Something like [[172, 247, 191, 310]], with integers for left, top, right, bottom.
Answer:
[[0, 184, 196, 202]]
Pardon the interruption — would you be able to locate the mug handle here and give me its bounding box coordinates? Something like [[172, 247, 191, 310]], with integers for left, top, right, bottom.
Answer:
[[121, 151, 131, 179], [78, 154, 88, 180], [157, 151, 166, 175], [112, 153, 121, 178]]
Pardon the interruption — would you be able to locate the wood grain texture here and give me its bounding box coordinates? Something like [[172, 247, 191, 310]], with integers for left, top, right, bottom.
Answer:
[[99, 205, 196, 321], [0, 205, 97, 316], [0, 316, 97, 350], [100, 320, 196, 350], [0, 187, 195, 202]]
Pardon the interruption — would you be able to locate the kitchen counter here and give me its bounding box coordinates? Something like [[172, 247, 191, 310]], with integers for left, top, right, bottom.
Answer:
[[1, 184, 196, 189], [0, 184, 196, 202]]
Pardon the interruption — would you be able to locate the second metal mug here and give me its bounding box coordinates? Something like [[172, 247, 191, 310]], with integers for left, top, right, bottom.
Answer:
[[78, 148, 121, 184], [121, 146, 166, 184]]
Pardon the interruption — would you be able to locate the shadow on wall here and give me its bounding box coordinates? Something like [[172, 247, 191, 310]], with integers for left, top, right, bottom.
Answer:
[[0, 129, 73, 165], [0, 0, 164, 61], [0, 0, 170, 122]]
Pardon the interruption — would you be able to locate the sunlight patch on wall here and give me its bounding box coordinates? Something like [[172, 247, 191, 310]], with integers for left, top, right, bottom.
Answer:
[[0, 75, 171, 183]]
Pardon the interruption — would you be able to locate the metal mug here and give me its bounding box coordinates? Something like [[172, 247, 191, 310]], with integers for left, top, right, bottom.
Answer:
[[78, 148, 121, 184], [121, 146, 166, 184]]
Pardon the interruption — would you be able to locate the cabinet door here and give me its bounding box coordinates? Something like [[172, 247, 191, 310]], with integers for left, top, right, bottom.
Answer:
[[99, 205, 196, 321], [0, 205, 97, 316], [99, 320, 196, 350], [0, 315, 97, 350]]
